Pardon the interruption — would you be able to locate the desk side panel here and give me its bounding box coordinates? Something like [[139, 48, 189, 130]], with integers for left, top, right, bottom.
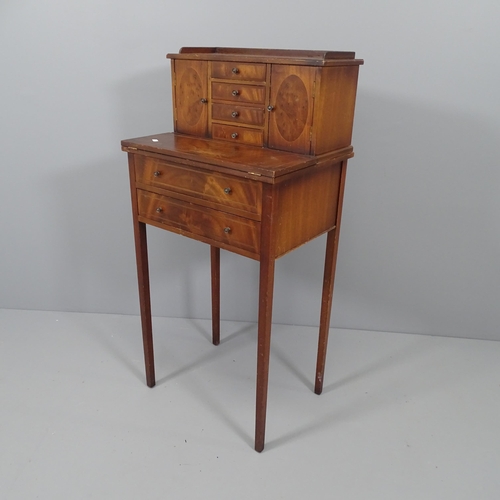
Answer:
[[274, 161, 342, 257]]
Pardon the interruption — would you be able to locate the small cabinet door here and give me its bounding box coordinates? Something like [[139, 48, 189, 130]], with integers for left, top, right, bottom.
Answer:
[[173, 60, 208, 136], [268, 65, 316, 154]]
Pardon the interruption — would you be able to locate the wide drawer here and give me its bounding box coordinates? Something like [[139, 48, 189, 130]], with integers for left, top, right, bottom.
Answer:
[[212, 123, 264, 147], [211, 62, 266, 82], [137, 189, 260, 255], [134, 155, 262, 217], [212, 103, 265, 126], [211, 82, 266, 104]]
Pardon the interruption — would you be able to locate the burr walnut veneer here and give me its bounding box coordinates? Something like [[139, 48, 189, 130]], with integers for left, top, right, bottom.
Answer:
[[122, 47, 363, 452]]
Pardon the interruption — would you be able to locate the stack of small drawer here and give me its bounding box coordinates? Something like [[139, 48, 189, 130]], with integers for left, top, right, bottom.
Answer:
[[210, 62, 268, 147]]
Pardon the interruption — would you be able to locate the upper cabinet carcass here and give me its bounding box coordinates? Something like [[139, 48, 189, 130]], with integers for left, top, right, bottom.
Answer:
[[168, 47, 363, 155]]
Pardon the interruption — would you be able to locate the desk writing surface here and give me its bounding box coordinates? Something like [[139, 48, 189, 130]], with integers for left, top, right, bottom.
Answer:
[[121, 132, 317, 180]]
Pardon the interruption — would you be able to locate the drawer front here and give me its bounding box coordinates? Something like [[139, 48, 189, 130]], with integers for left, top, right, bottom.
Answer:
[[134, 155, 262, 216], [211, 62, 266, 82], [212, 123, 264, 147], [212, 103, 265, 126], [137, 190, 260, 255], [211, 82, 266, 104]]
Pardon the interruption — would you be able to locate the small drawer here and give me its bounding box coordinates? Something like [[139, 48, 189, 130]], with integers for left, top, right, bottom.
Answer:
[[134, 155, 262, 217], [212, 124, 264, 147], [211, 82, 266, 104], [211, 62, 266, 82], [212, 103, 265, 126], [137, 190, 260, 255]]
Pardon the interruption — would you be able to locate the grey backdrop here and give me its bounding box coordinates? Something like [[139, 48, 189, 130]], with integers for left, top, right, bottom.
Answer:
[[1, 1, 499, 340]]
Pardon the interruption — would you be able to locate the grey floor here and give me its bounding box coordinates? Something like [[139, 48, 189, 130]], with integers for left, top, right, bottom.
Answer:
[[1, 309, 499, 499]]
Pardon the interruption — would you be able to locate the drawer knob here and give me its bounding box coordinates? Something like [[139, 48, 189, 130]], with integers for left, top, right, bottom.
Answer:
[[232, 90, 240, 96], [267, 105, 274, 112], [224, 187, 232, 194], [232, 67, 239, 74], [231, 133, 238, 139], [200, 98, 208, 104], [156, 207, 163, 213], [153, 170, 161, 177], [231, 111, 239, 118], [223, 227, 231, 234]]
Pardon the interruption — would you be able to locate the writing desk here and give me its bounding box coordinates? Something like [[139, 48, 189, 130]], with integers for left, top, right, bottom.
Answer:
[[122, 47, 362, 452]]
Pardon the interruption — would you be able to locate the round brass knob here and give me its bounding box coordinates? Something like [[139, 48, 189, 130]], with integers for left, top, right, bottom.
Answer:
[[231, 111, 239, 118], [156, 207, 163, 213], [200, 98, 208, 104], [232, 67, 239, 74], [224, 227, 231, 234], [224, 187, 232, 194], [153, 171, 161, 177], [267, 105, 274, 112], [231, 133, 238, 139], [232, 90, 239, 96]]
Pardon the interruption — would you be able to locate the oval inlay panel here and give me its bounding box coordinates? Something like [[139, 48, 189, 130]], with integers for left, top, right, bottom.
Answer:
[[178, 68, 203, 126], [275, 75, 308, 142]]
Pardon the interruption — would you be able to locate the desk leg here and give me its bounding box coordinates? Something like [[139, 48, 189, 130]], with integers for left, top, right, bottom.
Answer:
[[210, 246, 220, 346], [129, 154, 155, 388], [315, 160, 347, 395], [255, 254, 275, 452], [315, 228, 337, 395], [255, 184, 277, 452], [133, 221, 156, 388]]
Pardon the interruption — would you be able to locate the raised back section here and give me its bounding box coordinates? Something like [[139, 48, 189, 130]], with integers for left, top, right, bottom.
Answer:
[[168, 48, 363, 155]]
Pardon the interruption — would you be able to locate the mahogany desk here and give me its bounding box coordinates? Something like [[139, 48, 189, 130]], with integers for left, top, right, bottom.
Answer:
[[122, 47, 362, 452]]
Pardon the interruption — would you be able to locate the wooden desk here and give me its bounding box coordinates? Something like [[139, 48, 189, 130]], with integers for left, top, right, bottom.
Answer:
[[122, 48, 362, 452]]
